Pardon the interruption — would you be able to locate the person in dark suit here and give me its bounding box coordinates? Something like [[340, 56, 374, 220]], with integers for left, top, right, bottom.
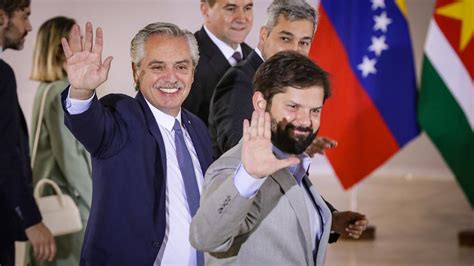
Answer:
[[61, 21, 213, 265], [208, 0, 368, 241], [183, 0, 253, 125], [0, 0, 56, 265]]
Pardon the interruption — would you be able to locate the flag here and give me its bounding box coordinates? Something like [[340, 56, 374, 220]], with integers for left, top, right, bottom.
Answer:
[[418, 0, 474, 207], [309, 0, 420, 189]]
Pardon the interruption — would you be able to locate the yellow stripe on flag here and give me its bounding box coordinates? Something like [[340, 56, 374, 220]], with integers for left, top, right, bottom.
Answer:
[[395, 0, 408, 18]]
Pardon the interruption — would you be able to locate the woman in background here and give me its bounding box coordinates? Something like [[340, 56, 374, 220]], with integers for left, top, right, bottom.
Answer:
[[29, 16, 91, 266]]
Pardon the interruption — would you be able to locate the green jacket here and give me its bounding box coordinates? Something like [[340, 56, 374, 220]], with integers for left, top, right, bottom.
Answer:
[[29, 79, 91, 266]]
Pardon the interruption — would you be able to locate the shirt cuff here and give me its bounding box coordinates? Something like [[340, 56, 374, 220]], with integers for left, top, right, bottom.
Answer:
[[65, 86, 95, 115], [233, 163, 267, 199]]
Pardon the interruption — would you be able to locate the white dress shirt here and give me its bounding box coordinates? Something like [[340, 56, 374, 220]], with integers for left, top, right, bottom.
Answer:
[[233, 146, 323, 253], [204, 25, 243, 66], [65, 91, 204, 266]]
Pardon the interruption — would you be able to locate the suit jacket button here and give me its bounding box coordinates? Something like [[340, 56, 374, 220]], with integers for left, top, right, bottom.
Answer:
[[152, 241, 160, 248]]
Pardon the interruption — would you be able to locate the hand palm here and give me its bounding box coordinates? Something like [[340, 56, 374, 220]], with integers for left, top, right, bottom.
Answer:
[[241, 111, 299, 178], [62, 23, 112, 92], [67, 51, 105, 90]]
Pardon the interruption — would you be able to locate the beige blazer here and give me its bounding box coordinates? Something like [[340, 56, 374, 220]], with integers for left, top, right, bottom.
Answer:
[[190, 143, 332, 266]]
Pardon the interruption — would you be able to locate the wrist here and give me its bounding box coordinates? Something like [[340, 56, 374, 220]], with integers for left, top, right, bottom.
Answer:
[[70, 86, 95, 100]]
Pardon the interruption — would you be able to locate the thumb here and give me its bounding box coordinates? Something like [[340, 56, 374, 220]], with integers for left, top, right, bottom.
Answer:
[[274, 157, 300, 171], [100, 56, 113, 78]]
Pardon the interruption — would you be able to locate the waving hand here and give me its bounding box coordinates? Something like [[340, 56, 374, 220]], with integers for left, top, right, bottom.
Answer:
[[241, 108, 300, 179], [61, 22, 113, 99]]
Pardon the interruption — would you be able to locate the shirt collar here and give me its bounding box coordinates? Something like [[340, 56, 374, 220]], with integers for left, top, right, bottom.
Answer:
[[254, 47, 264, 61], [204, 25, 243, 62], [272, 145, 311, 184], [144, 97, 182, 132]]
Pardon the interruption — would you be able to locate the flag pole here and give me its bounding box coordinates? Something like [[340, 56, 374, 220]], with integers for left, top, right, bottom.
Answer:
[[458, 210, 474, 247], [348, 183, 375, 240]]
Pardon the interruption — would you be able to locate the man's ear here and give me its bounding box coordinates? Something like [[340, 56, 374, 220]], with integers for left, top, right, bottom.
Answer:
[[132, 63, 140, 86], [257, 26, 269, 51], [0, 10, 7, 28], [200, 1, 209, 18], [252, 91, 267, 112]]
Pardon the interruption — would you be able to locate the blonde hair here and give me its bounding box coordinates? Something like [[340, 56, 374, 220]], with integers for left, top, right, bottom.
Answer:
[[31, 16, 75, 82]]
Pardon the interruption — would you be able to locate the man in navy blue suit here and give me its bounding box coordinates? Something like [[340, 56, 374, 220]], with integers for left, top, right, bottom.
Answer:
[[0, 0, 56, 264], [61, 22, 213, 265]]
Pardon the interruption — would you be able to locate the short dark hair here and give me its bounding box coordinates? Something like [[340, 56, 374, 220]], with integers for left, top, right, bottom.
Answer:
[[253, 50, 331, 104], [201, 0, 217, 7], [0, 0, 30, 17]]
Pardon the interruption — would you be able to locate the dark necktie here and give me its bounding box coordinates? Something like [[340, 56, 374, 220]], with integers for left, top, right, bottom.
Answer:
[[232, 51, 242, 63], [173, 120, 204, 266]]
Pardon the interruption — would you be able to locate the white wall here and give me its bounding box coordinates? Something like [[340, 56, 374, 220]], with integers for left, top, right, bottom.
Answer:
[[3, 0, 454, 186]]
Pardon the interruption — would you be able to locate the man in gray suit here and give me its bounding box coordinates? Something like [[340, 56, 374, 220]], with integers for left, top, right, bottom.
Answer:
[[190, 51, 368, 265]]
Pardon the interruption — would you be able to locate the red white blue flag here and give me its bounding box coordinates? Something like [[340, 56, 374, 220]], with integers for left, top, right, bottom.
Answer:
[[309, 0, 420, 189]]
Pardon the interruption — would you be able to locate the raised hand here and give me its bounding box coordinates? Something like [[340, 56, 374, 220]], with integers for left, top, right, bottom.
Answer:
[[305, 136, 337, 157], [241, 109, 300, 179], [61, 22, 113, 99]]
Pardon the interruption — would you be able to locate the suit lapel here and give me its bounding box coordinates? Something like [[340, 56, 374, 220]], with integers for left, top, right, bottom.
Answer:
[[303, 176, 332, 265], [136, 93, 167, 178], [197, 27, 231, 77], [270, 169, 314, 263]]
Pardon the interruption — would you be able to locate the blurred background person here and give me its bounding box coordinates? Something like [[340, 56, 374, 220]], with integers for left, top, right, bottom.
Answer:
[[0, 0, 56, 264], [28, 16, 92, 266]]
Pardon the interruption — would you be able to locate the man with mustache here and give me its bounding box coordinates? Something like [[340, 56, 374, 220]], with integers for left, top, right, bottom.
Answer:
[[183, 0, 253, 125], [61, 22, 213, 265], [190, 51, 367, 265], [0, 0, 56, 264]]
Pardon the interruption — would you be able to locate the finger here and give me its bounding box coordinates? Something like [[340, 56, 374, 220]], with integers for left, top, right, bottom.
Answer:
[[355, 219, 368, 227], [93, 26, 104, 56], [100, 56, 113, 78], [263, 112, 271, 139], [68, 24, 82, 52], [84, 22, 93, 52], [37, 242, 45, 261], [42, 242, 51, 262], [243, 119, 250, 141], [257, 110, 265, 137], [61, 37, 73, 59], [32, 242, 39, 260], [275, 157, 300, 171], [48, 239, 56, 261], [250, 111, 258, 139]]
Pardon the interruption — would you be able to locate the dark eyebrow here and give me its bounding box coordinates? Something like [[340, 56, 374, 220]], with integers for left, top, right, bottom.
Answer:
[[147, 60, 164, 66], [279, 31, 295, 37], [147, 59, 192, 66], [175, 59, 192, 65]]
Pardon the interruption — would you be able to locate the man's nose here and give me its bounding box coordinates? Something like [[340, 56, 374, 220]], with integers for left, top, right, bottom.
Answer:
[[163, 67, 178, 82], [295, 111, 311, 127], [234, 8, 246, 22]]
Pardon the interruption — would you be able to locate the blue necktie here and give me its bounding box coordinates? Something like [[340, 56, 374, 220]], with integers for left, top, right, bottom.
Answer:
[[173, 120, 204, 266]]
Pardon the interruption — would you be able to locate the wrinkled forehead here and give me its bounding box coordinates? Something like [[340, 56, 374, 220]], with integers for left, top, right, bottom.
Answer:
[[142, 35, 193, 63]]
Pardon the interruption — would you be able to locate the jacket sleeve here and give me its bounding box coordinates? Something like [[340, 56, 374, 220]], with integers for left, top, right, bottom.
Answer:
[[189, 148, 261, 253], [0, 63, 42, 230], [61, 88, 128, 160]]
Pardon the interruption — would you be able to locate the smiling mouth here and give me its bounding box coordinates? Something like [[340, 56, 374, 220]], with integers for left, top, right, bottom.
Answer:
[[159, 87, 179, 94]]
